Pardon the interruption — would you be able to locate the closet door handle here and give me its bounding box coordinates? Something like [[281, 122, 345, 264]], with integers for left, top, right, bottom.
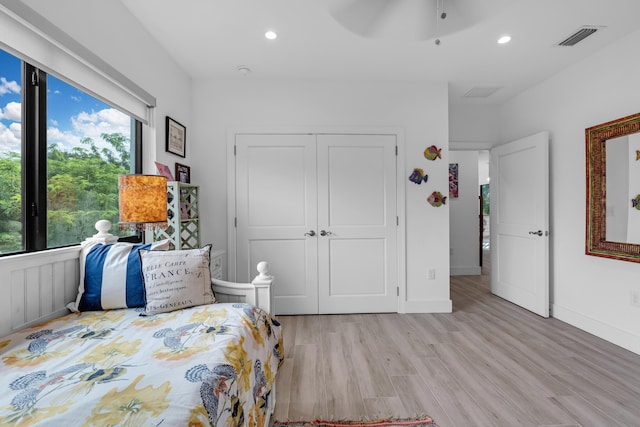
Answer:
[[304, 230, 316, 237], [320, 230, 332, 236]]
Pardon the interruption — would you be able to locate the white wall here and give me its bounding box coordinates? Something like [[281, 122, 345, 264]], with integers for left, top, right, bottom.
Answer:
[[500, 30, 640, 355], [449, 150, 480, 275], [191, 79, 452, 313], [449, 103, 501, 149], [478, 151, 490, 185]]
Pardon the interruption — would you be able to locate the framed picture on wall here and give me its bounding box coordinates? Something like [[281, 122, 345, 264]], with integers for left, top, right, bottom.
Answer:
[[449, 163, 459, 198], [166, 116, 186, 157], [175, 162, 191, 183]]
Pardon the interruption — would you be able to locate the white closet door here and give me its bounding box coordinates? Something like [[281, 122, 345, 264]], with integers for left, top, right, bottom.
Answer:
[[317, 134, 398, 313], [235, 133, 398, 315], [235, 134, 318, 315]]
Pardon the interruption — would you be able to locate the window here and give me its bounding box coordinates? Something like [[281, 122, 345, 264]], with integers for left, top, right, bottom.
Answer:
[[0, 49, 22, 253], [0, 48, 141, 255]]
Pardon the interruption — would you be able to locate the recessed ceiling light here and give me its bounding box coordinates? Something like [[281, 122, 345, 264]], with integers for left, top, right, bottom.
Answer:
[[265, 30, 278, 40], [498, 35, 511, 44]]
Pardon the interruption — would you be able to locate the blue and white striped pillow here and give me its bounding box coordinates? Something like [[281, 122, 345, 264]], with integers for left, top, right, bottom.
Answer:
[[68, 240, 170, 312]]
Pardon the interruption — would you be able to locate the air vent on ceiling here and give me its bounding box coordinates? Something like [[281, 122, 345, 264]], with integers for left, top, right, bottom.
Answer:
[[555, 26, 603, 46], [463, 87, 501, 98]]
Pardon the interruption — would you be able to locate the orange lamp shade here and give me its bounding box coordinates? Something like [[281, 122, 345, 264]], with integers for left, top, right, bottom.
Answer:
[[118, 174, 168, 231]]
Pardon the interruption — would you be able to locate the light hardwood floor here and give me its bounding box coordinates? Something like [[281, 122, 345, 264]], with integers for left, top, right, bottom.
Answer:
[[273, 257, 640, 426]]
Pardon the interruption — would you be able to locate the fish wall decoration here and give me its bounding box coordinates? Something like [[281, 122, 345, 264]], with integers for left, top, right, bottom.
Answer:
[[632, 195, 640, 210], [408, 168, 428, 184], [427, 191, 447, 207], [424, 145, 442, 161]]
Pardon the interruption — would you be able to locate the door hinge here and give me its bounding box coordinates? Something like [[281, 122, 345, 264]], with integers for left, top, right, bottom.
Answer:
[[397, 286, 399, 296], [31, 202, 38, 217], [234, 145, 237, 156], [395, 146, 398, 156], [31, 71, 39, 86], [397, 216, 399, 226], [234, 217, 237, 228]]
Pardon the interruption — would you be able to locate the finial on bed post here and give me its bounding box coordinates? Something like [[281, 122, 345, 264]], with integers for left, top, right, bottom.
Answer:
[[252, 261, 273, 314], [83, 220, 118, 245], [256, 261, 269, 280]]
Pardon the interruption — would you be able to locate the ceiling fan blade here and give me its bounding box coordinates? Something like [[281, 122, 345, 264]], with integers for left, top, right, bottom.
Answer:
[[368, 0, 436, 40], [330, 0, 444, 40], [329, 0, 394, 38], [329, 0, 513, 42]]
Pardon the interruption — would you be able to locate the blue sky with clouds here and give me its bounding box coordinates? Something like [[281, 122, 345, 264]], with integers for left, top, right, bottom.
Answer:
[[0, 48, 130, 156]]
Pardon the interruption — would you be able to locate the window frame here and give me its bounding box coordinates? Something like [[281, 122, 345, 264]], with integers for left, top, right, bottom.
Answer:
[[22, 65, 47, 250], [3, 61, 143, 256]]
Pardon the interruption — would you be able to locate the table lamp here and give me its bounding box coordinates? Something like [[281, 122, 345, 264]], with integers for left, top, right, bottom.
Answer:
[[118, 174, 168, 231]]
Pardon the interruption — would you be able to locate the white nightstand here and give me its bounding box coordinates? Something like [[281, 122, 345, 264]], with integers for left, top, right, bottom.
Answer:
[[211, 249, 225, 280]]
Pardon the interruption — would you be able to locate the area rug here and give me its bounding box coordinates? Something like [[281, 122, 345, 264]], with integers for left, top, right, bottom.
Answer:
[[273, 416, 438, 427]]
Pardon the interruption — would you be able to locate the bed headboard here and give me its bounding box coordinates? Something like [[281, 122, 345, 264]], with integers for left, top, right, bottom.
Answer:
[[0, 244, 274, 338]]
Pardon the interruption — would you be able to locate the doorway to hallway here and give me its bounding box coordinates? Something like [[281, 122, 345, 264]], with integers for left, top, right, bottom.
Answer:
[[449, 149, 490, 277]]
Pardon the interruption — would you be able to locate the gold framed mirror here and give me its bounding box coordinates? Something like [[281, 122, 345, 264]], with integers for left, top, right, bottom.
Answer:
[[586, 112, 640, 262]]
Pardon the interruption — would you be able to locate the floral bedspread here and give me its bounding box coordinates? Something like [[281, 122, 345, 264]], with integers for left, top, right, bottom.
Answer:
[[0, 303, 284, 427]]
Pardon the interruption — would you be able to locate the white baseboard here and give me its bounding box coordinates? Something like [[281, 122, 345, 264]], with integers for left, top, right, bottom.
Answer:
[[401, 299, 452, 313], [450, 266, 482, 276], [552, 303, 640, 356]]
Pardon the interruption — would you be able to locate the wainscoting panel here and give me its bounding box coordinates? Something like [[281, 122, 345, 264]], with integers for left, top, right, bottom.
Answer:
[[0, 247, 81, 337]]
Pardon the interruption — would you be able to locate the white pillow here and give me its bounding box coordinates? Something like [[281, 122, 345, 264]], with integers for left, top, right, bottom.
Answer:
[[68, 239, 171, 312], [139, 245, 215, 315]]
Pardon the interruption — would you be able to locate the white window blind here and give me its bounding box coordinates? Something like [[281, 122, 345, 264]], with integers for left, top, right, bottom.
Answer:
[[0, 2, 155, 124]]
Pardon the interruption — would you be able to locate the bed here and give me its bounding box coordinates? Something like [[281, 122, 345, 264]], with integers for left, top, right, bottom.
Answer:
[[0, 231, 283, 427]]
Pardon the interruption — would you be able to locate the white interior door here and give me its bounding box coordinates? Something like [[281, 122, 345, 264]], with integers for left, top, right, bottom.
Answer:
[[317, 134, 398, 313], [235, 134, 318, 314], [235, 133, 398, 315], [490, 132, 549, 317]]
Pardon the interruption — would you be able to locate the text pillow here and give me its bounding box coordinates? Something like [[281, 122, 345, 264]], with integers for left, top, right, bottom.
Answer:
[[140, 244, 215, 315], [68, 240, 170, 312]]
